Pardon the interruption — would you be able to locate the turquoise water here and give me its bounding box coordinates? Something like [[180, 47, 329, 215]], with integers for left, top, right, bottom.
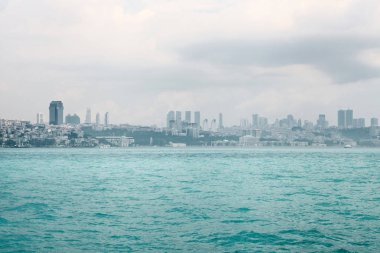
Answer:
[[0, 148, 379, 252]]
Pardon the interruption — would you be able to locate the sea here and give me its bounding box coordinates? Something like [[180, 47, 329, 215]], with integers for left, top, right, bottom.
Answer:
[[0, 148, 379, 252]]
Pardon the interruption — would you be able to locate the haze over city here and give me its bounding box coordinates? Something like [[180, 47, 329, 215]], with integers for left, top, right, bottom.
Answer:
[[1, 0, 380, 125]]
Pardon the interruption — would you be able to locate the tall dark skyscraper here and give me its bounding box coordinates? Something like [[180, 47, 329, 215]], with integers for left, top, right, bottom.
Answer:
[[185, 111, 191, 123], [194, 111, 201, 129], [338, 109, 354, 129], [346, 109, 353, 128], [338, 109, 346, 129], [49, 101, 64, 125]]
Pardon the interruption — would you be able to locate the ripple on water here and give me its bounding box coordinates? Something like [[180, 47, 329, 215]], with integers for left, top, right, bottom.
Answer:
[[0, 148, 379, 252], [0, 217, 9, 224]]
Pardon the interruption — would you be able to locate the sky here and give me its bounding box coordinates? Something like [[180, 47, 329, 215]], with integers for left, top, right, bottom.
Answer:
[[1, 0, 380, 126]]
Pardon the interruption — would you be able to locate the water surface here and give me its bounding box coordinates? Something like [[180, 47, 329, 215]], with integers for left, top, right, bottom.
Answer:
[[0, 148, 379, 252]]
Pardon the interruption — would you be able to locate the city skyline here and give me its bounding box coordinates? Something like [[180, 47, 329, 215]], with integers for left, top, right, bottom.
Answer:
[[1, 1, 380, 125], [29, 101, 380, 129]]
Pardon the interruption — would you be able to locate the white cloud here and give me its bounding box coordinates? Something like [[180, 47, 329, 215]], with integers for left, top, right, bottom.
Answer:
[[1, 0, 380, 125]]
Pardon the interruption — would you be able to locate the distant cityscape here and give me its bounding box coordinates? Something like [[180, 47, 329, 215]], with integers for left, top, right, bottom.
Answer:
[[1, 100, 380, 148]]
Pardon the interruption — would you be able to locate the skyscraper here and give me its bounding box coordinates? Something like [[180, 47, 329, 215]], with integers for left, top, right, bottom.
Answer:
[[36, 113, 44, 124], [194, 111, 200, 129], [104, 112, 109, 126], [346, 109, 353, 128], [338, 109, 354, 129], [49, 101, 64, 125], [175, 111, 182, 129], [258, 117, 268, 129], [338, 110, 346, 129], [85, 108, 91, 124], [185, 111, 191, 123], [317, 114, 328, 129], [96, 113, 100, 125], [371, 118, 378, 127], [252, 114, 259, 128], [166, 111, 175, 128], [218, 113, 224, 129], [358, 118, 365, 128]]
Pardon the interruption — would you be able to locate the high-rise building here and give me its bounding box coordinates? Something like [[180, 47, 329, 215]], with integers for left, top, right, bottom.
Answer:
[[317, 114, 328, 129], [175, 111, 182, 129], [258, 117, 268, 129], [353, 119, 359, 128], [104, 112, 109, 126], [287, 114, 296, 128], [194, 111, 200, 129], [346, 109, 353, 128], [240, 118, 249, 129], [338, 109, 354, 129], [65, 114, 81, 125], [371, 118, 378, 127], [166, 111, 175, 128], [358, 118, 365, 128], [36, 113, 44, 124], [185, 111, 191, 123], [338, 110, 346, 129], [49, 101, 64, 125], [252, 114, 259, 128], [96, 113, 100, 125], [297, 119, 302, 128], [85, 108, 91, 124], [218, 113, 224, 129]]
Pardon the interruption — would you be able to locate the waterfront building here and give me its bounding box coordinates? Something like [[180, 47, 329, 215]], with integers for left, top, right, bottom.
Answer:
[[297, 119, 302, 128], [104, 112, 109, 126], [185, 111, 191, 123], [346, 109, 353, 128], [357, 118, 365, 128], [240, 118, 250, 129], [65, 114, 81, 125], [258, 117, 268, 129], [317, 114, 328, 129], [239, 135, 259, 146], [96, 113, 100, 125], [338, 109, 354, 129], [194, 111, 201, 129], [287, 115, 296, 128], [85, 108, 91, 124], [166, 111, 175, 128], [371, 118, 378, 127], [218, 113, 224, 129], [49, 101, 64, 125], [175, 111, 182, 130], [303, 120, 314, 130], [36, 113, 44, 124], [338, 110, 346, 129], [252, 114, 259, 128]]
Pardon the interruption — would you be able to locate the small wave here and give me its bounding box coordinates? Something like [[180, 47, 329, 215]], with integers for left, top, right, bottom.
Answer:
[[208, 230, 285, 246], [235, 207, 251, 213], [0, 217, 9, 224], [94, 212, 117, 218], [7, 202, 49, 212], [110, 234, 140, 240], [221, 219, 261, 224]]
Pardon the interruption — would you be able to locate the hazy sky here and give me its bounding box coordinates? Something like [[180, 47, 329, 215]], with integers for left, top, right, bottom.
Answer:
[[1, 0, 380, 126]]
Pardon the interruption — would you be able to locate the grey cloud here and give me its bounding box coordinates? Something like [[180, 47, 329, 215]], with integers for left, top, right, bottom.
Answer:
[[180, 36, 380, 83], [0, 0, 8, 11]]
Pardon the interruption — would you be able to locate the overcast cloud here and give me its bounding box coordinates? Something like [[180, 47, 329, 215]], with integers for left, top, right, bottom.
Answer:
[[1, 0, 380, 126]]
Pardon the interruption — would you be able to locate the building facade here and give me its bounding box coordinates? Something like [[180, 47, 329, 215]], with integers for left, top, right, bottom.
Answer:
[[85, 108, 91, 124], [49, 101, 64, 125], [104, 112, 109, 126], [65, 114, 81, 125], [194, 111, 200, 129]]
